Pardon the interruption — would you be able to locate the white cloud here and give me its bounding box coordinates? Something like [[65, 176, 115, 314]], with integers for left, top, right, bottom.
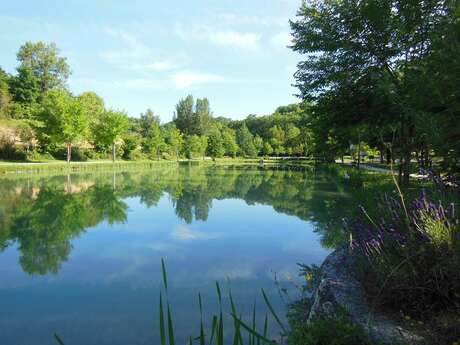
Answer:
[[171, 225, 220, 241], [208, 265, 255, 280], [209, 31, 260, 49], [171, 71, 225, 89], [70, 77, 166, 91], [271, 32, 293, 50], [101, 27, 152, 62], [145, 61, 179, 71], [213, 13, 288, 28], [100, 27, 180, 73], [175, 24, 261, 50]]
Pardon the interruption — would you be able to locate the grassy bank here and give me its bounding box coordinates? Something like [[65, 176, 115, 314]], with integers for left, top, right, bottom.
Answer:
[[0, 157, 315, 175]]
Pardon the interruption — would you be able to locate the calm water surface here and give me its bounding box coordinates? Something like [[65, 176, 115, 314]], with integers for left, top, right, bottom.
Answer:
[[0, 164, 354, 344]]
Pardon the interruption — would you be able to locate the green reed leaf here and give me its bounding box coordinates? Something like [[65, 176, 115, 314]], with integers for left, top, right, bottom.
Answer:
[[261, 288, 286, 334]]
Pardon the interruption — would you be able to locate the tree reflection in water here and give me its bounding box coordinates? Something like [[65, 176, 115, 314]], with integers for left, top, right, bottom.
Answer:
[[0, 164, 372, 275]]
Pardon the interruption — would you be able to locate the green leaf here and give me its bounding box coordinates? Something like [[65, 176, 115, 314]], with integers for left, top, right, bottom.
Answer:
[[54, 333, 65, 345], [261, 288, 286, 334], [167, 303, 175, 345], [230, 313, 277, 345], [161, 258, 168, 292], [159, 293, 166, 345]]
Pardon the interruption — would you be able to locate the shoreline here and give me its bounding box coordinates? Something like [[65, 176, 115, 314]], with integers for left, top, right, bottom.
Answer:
[[0, 157, 318, 175]]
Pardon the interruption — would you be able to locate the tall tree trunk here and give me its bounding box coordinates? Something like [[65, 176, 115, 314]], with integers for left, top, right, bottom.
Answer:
[[67, 143, 72, 163], [112, 143, 116, 162], [357, 141, 361, 169], [399, 116, 414, 186]]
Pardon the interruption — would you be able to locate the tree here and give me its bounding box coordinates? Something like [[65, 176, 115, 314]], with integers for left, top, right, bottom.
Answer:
[[290, 0, 453, 183], [34, 90, 88, 163], [194, 98, 212, 135], [185, 135, 207, 159], [0, 68, 11, 117], [262, 142, 273, 156], [17, 122, 35, 152], [163, 124, 184, 161], [236, 123, 257, 157], [79, 92, 105, 147], [174, 95, 194, 135], [9, 66, 40, 108], [121, 133, 141, 160], [139, 109, 160, 138], [174, 96, 214, 136], [137, 109, 165, 159], [17, 41, 70, 93], [93, 110, 129, 162], [253, 135, 264, 156], [268, 125, 285, 156], [222, 128, 238, 157], [207, 129, 225, 158]]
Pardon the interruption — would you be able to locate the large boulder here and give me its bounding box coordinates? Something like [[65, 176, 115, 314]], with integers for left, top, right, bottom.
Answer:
[[307, 247, 424, 344]]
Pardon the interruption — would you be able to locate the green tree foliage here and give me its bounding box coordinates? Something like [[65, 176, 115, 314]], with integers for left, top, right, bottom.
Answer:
[[185, 135, 207, 159], [17, 41, 70, 93], [290, 0, 460, 179], [253, 135, 264, 156], [121, 133, 141, 160], [0, 68, 11, 118], [139, 109, 160, 138], [78, 91, 105, 147], [163, 124, 184, 160], [222, 128, 238, 157], [174, 95, 194, 135], [262, 141, 273, 156], [9, 66, 40, 107], [236, 122, 257, 157], [34, 90, 89, 162], [174, 96, 214, 136], [207, 128, 225, 158], [194, 98, 212, 135], [93, 110, 129, 162], [137, 109, 164, 159], [268, 125, 285, 156]]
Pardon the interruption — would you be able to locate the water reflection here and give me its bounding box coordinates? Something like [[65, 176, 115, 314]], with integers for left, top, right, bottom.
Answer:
[[0, 165, 357, 276], [0, 164, 358, 344]]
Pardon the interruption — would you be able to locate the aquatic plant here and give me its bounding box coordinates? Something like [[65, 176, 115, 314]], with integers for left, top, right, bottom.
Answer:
[[347, 188, 460, 317], [157, 258, 285, 345]]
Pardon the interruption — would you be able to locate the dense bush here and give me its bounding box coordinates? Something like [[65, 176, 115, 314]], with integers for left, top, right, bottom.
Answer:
[[287, 313, 372, 345], [347, 179, 460, 343], [25, 150, 54, 162], [0, 136, 26, 160], [52, 147, 94, 161]]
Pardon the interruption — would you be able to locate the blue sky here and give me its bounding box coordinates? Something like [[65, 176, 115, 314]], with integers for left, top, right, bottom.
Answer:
[[0, 0, 302, 121]]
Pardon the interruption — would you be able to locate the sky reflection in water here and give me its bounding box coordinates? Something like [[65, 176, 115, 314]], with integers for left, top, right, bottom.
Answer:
[[0, 164, 353, 345]]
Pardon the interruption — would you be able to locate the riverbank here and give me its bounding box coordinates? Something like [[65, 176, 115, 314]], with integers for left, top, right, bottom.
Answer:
[[0, 157, 317, 175]]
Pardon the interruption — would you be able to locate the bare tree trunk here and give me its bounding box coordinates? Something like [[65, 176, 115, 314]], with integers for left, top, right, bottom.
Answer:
[[112, 143, 116, 162], [67, 143, 72, 163], [357, 140, 361, 169]]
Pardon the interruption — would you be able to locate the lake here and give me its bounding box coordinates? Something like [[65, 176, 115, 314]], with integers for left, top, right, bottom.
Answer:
[[0, 164, 355, 344]]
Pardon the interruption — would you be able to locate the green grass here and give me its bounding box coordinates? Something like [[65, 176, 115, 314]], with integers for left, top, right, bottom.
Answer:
[[0, 157, 314, 175], [157, 259, 283, 345]]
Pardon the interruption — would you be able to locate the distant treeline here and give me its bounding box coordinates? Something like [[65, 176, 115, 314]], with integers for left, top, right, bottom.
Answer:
[[0, 42, 314, 163]]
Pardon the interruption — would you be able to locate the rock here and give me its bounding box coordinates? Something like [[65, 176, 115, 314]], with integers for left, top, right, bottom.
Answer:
[[307, 247, 425, 344]]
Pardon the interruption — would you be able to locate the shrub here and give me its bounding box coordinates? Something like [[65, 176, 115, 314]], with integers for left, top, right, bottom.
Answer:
[[52, 147, 94, 161], [25, 150, 55, 162], [347, 190, 460, 316], [287, 306, 372, 345], [0, 136, 26, 160]]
